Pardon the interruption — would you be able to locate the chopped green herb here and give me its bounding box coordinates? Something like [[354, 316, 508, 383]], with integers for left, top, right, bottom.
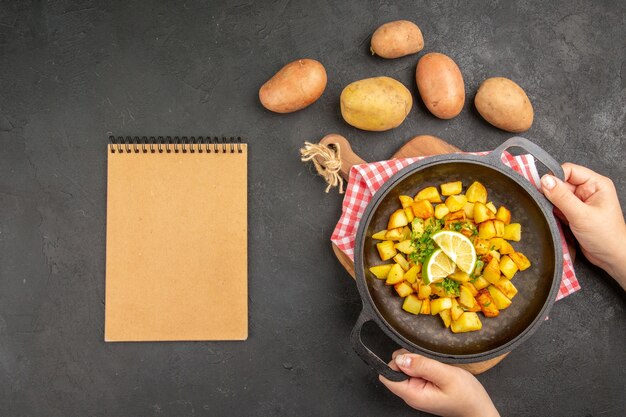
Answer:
[[442, 278, 461, 296], [483, 301, 491, 307], [409, 218, 444, 264], [452, 222, 463, 232]]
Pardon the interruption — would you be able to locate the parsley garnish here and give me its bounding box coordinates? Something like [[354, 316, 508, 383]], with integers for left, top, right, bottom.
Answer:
[[408, 218, 444, 264], [442, 278, 460, 296]]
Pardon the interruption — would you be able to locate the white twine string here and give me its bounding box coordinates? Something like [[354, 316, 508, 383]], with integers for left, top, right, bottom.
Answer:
[[300, 141, 345, 194]]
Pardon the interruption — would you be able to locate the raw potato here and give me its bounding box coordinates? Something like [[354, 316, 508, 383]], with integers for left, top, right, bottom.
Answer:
[[259, 59, 327, 113], [371, 20, 424, 59], [340, 76, 413, 131], [475, 77, 534, 132], [415, 53, 465, 119]]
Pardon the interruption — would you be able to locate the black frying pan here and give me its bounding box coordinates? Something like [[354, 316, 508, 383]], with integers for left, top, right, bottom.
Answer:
[[351, 137, 564, 381]]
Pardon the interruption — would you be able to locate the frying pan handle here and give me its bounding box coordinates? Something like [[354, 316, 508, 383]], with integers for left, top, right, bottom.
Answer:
[[487, 136, 565, 181], [351, 310, 409, 382]]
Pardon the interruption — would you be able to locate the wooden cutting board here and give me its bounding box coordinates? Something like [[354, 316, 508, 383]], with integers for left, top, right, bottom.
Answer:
[[318, 133, 508, 375]]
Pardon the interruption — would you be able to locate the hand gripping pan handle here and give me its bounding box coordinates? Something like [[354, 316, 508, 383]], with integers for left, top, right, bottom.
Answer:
[[487, 136, 564, 181], [351, 309, 409, 382]]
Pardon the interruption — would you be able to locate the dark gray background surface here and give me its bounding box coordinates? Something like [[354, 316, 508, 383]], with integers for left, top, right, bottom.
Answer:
[[1, 1, 625, 416]]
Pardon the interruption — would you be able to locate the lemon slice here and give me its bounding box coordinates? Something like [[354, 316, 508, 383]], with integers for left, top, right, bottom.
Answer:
[[422, 249, 456, 285], [432, 230, 477, 274]]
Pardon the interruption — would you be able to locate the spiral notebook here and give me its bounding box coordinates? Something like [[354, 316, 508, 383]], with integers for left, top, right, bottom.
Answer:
[[105, 136, 248, 342]]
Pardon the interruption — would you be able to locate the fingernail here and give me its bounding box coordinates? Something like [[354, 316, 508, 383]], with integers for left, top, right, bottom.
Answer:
[[541, 175, 556, 190], [395, 354, 412, 368]]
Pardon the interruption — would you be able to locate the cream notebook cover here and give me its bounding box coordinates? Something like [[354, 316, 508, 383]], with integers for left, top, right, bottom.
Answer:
[[105, 137, 247, 341]]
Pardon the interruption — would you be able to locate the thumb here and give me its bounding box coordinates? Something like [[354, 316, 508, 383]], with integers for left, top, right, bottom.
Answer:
[[394, 353, 457, 387], [541, 174, 587, 223]]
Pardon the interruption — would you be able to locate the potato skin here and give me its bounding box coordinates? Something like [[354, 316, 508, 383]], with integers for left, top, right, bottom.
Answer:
[[475, 77, 533, 132], [340, 76, 413, 131], [371, 20, 424, 59], [259, 59, 327, 113], [415, 53, 465, 119]]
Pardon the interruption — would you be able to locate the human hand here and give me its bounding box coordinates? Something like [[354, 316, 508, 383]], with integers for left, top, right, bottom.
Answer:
[[379, 349, 499, 417], [540, 163, 626, 289]]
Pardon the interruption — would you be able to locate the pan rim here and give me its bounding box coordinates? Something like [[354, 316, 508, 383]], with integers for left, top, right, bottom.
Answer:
[[354, 154, 563, 363]]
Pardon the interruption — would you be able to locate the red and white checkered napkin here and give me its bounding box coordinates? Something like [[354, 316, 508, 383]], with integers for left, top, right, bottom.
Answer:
[[331, 151, 580, 301]]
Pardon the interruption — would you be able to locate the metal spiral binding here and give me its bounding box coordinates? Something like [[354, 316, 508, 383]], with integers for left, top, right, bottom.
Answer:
[[109, 136, 244, 154]]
